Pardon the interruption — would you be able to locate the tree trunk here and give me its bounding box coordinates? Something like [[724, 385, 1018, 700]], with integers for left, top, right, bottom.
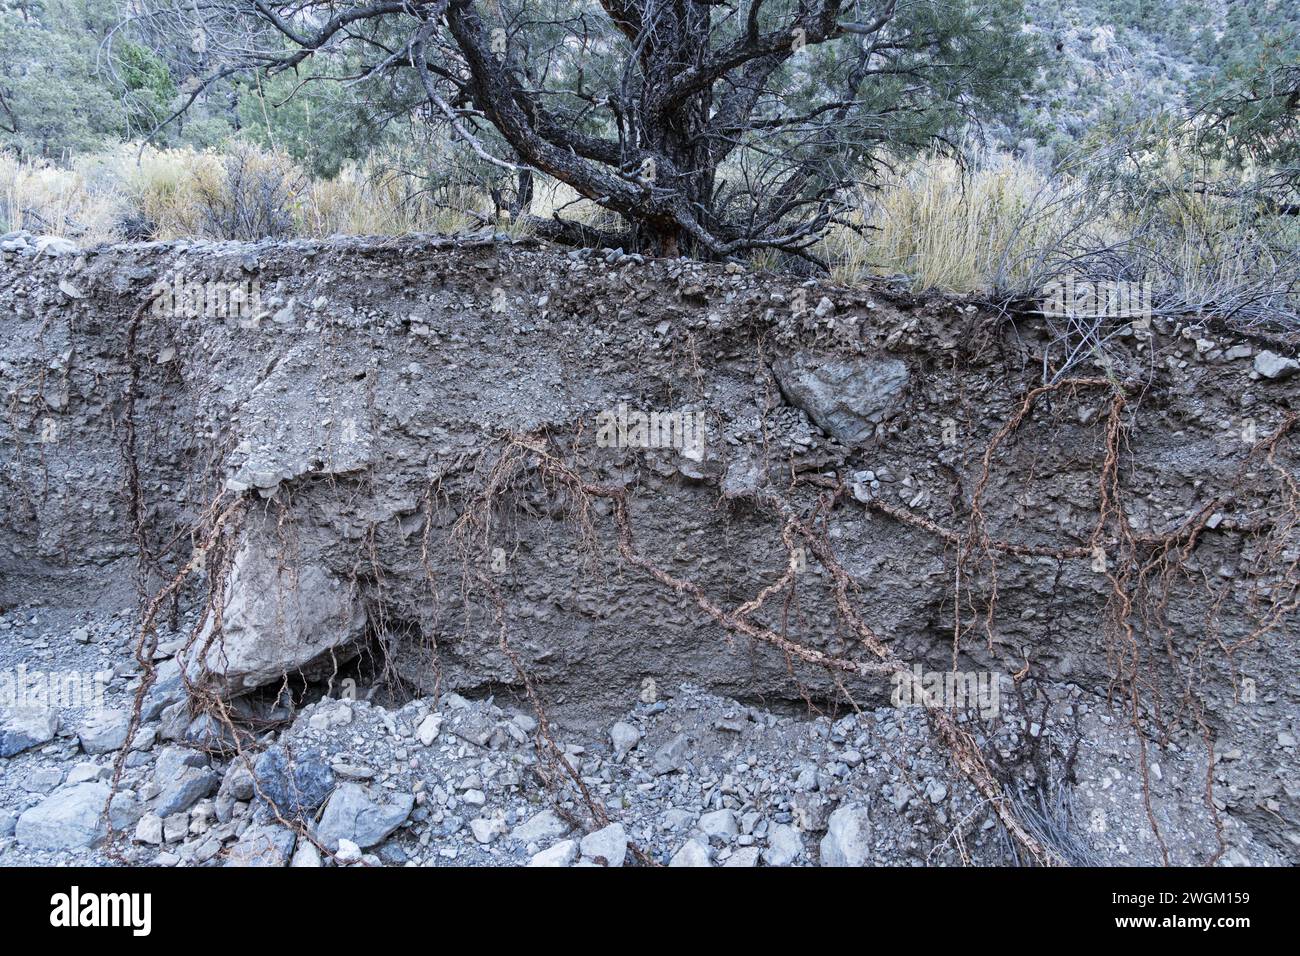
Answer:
[[638, 0, 718, 257]]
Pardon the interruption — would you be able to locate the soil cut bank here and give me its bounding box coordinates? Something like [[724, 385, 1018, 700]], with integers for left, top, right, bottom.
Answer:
[[1, 234, 1296, 866]]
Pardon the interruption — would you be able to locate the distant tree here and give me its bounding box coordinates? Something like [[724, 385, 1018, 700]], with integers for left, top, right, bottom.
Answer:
[[0, 0, 123, 155], [114, 39, 178, 136], [233, 61, 400, 178], [1194, 45, 1300, 209], [134, 0, 1036, 260]]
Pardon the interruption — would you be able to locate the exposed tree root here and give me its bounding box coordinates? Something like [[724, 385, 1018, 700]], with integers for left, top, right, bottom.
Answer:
[[100, 276, 1298, 868], [455, 436, 1067, 866]]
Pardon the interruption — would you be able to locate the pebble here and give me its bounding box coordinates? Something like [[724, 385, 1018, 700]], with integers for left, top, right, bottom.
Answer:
[[470, 817, 504, 844], [580, 822, 628, 867], [334, 839, 363, 864], [1254, 351, 1299, 380], [698, 808, 739, 841], [77, 709, 132, 754], [652, 733, 691, 775], [763, 823, 803, 865], [316, 783, 414, 850], [511, 808, 567, 844], [0, 706, 60, 757], [528, 839, 578, 867], [417, 714, 442, 746], [610, 721, 641, 759], [820, 804, 872, 867], [669, 839, 711, 867]]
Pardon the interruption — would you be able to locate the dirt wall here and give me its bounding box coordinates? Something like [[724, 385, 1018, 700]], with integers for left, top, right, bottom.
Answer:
[[2, 234, 1297, 859]]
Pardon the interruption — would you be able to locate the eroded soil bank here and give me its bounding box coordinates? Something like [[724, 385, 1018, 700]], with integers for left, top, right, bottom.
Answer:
[[1, 234, 1297, 866]]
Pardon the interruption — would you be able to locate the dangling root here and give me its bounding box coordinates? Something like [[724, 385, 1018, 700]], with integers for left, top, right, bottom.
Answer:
[[464, 436, 1067, 867]]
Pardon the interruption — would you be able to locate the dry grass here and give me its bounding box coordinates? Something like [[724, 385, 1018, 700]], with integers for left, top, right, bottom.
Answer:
[[3, 142, 489, 243], [0, 153, 120, 244], [1131, 149, 1300, 318], [526, 178, 622, 231], [821, 151, 1077, 292], [817, 146, 1297, 333], [300, 157, 484, 237]]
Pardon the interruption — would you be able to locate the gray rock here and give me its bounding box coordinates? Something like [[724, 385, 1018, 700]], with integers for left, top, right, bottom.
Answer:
[[0, 809, 16, 837], [416, 714, 442, 745], [469, 817, 504, 844], [22, 767, 63, 793], [134, 813, 164, 845], [213, 764, 250, 806], [219, 759, 257, 802], [16, 783, 141, 850], [511, 808, 568, 844], [182, 713, 243, 753], [791, 792, 831, 831], [315, 782, 413, 850], [153, 764, 218, 817], [291, 841, 323, 867], [162, 814, 188, 843], [77, 709, 132, 754], [0, 705, 59, 757], [698, 808, 740, 841], [67, 763, 109, 784], [155, 745, 207, 778], [773, 352, 909, 444], [669, 839, 711, 867], [184, 535, 367, 697], [141, 658, 184, 721], [377, 842, 409, 865], [652, 733, 691, 775], [820, 803, 872, 866], [193, 835, 230, 868], [158, 701, 191, 742], [580, 822, 627, 867], [724, 846, 761, 867], [610, 721, 641, 758], [253, 745, 335, 817], [763, 823, 803, 866], [661, 807, 696, 830], [528, 839, 578, 867], [1255, 350, 1300, 380], [34, 236, 78, 257], [334, 838, 363, 864], [226, 824, 296, 867]]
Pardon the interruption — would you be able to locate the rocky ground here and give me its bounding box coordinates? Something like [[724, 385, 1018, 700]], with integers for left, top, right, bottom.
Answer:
[[1, 599, 1288, 867]]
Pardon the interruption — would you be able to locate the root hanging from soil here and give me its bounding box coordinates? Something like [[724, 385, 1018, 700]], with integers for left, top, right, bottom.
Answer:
[[446, 366, 1299, 867], [457, 435, 1067, 867], [870, 379, 1299, 865], [100, 270, 1299, 867]]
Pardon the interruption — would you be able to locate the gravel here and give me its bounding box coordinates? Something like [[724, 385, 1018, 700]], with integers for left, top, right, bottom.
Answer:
[[0, 598, 1292, 868]]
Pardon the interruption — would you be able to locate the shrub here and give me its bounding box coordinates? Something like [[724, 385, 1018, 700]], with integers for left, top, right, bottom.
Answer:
[[0, 152, 118, 243], [822, 151, 1064, 292]]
